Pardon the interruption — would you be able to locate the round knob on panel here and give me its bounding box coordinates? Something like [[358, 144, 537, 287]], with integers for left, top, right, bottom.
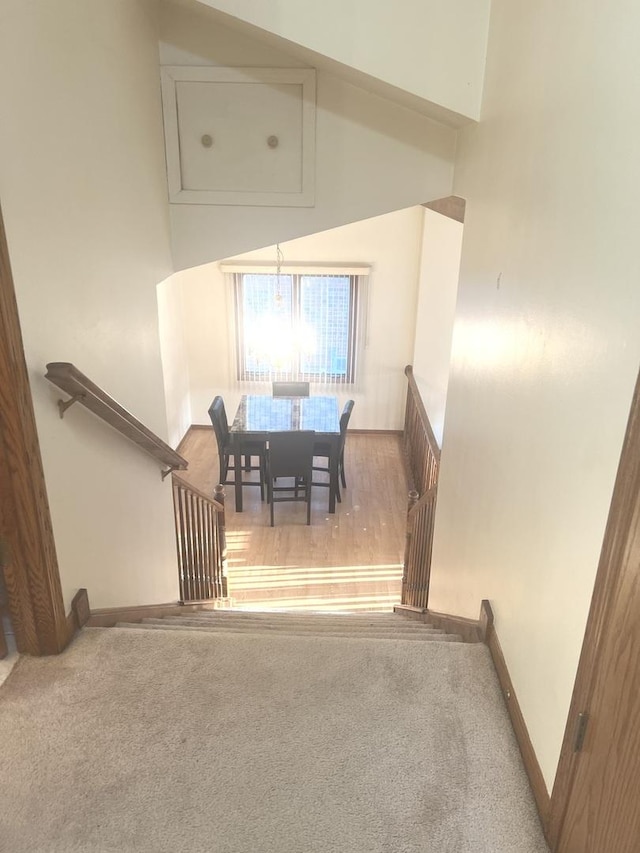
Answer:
[[201, 134, 213, 148], [267, 135, 279, 149]]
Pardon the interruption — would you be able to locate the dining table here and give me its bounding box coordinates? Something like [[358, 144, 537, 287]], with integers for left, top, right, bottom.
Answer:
[[229, 394, 342, 514]]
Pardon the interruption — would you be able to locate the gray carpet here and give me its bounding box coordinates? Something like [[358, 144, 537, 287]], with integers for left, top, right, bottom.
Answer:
[[0, 626, 549, 853]]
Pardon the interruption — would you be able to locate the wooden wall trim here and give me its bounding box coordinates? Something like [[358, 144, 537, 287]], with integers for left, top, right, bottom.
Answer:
[[71, 588, 91, 630], [0, 203, 69, 655], [349, 429, 403, 436], [546, 366, 640, 850], [64, 588, 91, 644], [0, 610, 7, 659], [486, 622, 551, 838], [422, 196, 466, 223], [86, 599, 230, 628], [394, 599, 493, 644], [180, 424, 404, 444]]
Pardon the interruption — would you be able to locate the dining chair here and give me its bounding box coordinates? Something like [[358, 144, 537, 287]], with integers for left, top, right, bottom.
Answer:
[[266, 431, 316, 526], [272, 380, 310, 397], [208, 396, 267, 499], [312, 400, 355, 503]]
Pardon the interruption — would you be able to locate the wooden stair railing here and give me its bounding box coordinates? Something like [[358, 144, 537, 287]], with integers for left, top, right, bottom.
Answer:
[[43, 364, 228, 604], [44, 362, 187, 479], [172, 476, 228, 603], [401, 365, 441, 608], [402, 486, 438, 609], [403, 364, 440, 495]]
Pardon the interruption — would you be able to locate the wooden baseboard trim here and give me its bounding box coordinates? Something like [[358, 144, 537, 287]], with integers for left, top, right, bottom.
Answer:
[[71, 588, 90, 629], [0, 616, 7, 659], [396, 599, 549, 833], [63, 588, 92, 644], [180, 424, 403, 443], [349, 429, 403, 436], [486, 622, 551, 835], [478, 598, 494, 642], [394, 600, 492, 644], [86, 599, 230, 628], [176, 424, 212, 456]]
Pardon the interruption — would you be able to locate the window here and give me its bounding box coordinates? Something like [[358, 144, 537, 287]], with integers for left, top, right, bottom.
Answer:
[[232, 271, 361, 384]]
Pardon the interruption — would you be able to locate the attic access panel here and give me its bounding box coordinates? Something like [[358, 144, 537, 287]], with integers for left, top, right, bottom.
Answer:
[[161, 67, 316, 207]]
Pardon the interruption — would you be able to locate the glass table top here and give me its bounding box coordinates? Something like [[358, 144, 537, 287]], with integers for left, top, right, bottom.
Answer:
[[231, 395, 340, 435]]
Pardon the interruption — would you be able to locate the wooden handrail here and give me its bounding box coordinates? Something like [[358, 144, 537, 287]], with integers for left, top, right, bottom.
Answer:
[[404, 365, 440, 466], [403, 364, 440, 496], [408, 483, 438, 517], [45, 362, 187, 479], [171, 474, 224, 512]]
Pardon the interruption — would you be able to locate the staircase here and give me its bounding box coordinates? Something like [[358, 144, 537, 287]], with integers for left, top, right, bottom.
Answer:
[[114, 609, 464, 642], [0, 611, 549, 853]]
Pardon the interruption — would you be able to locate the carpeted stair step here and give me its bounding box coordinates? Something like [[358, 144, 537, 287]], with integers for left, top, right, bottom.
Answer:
[[169, 610, 438, 628], [0, 627, 550, 853], [141, 619, 447, 637], [144, 616, 444, 634], [184, 609, 424, 621], [185, 610, 424, 620], [115, 621, 464, 642]]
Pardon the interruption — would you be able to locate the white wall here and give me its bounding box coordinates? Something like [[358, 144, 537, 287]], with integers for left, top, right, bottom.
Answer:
[[412, 209, 463, 446], [159, 0, 456, 270], [181, 208, 425, 430], [429, 0, 640, 790], [0, 0, 179, 610], [157, 276, 192, 448], [192, 0, 490, 121]]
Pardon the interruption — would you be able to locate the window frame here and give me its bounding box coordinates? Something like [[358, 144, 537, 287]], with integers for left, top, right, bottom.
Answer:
[[226, 265, 369, 386]]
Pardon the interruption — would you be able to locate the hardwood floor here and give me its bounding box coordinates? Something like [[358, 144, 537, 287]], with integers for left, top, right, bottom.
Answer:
[[178, 427, 408, 612]]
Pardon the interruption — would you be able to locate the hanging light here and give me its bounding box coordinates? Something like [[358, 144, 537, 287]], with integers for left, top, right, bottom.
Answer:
[[275, 243, 284, 306]]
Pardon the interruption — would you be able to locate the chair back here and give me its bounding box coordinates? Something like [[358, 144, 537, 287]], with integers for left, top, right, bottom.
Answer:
[[267, 431, 316, 479], [272, 381, 310, 397], [208, 396, 230, 449], [339, 400, 355, 449]]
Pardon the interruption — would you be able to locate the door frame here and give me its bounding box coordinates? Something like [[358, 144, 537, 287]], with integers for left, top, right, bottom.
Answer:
[[0, 202, 69, 655], [547, 365, 640, 848]]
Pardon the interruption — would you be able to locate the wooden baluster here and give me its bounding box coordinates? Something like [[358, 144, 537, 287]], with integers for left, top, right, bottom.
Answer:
[[209, 503, 218, 599], [194, 493, 202, 601], [214, 485, 228, 599], [424, 492, 436, 607], [187, 491, 197, 602], [421, 502, 428, 605], [209, 502, 217, 598], [202, 501, 211, 600], [402, 490, 419, 606], [207, 504, 218, 598], [189, 493, 198, 602], [181, 489, 190, 602], [177, 485, 190, 601], [198, 495, 207, 600], [195, 495, 207, 601], [172, 479, 182, 601]]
